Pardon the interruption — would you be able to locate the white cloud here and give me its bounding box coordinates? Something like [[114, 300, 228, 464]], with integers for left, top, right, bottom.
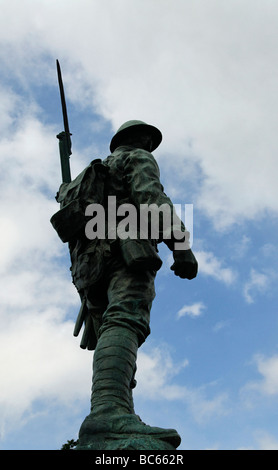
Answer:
[[243, 268, 269, 304], [161, 249, 236, 286], [213, 320, 231, 333], [255, 431, 278, 451], [252, 354, 278, 396], [136, 344, 228, 423], [230, 235, 251, 260], [177, 302, 205, 319], [195, 250, 236, 285], [0, 0, 277, 228], [0, 88, 65, 275], [240, 353, 278, 413], [0, 80, 91, 440], [136, 346, 189, 401], [0, 309, 92, 438]]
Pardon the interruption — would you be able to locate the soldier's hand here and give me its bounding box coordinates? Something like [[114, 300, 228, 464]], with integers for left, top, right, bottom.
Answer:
[[170, 249, 198, 280]]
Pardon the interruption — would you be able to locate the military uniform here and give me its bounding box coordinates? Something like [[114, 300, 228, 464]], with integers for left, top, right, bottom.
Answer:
[[69, 142, 190, 350], [51, 121, 197, 448]]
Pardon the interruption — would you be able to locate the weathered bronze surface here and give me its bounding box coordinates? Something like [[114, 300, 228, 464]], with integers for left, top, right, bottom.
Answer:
[[51, 120, 198, 450]]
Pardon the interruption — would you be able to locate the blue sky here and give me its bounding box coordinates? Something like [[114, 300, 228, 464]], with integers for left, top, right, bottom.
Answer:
[[0, 0, 278, 450]]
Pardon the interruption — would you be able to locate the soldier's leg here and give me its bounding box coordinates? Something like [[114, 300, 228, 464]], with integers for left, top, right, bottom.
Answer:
[[100, 263, 156, 345], [89, 263, 155, 413], [79, 263, 181, 447]]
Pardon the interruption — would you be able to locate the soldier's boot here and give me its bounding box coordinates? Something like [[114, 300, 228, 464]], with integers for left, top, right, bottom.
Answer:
[[78, 326, 181, 447]]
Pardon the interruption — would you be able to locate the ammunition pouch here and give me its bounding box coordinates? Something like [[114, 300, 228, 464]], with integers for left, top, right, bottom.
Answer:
[[119, 237, 162, 272], [50, 199, 86, 243]]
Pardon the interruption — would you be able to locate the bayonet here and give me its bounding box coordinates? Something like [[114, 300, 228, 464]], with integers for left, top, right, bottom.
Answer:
[[56, 59, 72, 183]]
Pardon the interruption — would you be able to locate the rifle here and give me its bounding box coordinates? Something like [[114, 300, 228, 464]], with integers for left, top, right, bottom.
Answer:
[[56, 59, 72, 183]]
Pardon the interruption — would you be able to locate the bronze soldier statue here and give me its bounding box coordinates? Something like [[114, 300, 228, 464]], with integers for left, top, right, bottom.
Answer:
[[51, 119, 198, 449]]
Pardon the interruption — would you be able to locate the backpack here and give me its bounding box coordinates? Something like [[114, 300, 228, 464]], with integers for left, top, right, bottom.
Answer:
[[50, 159, 109, 243]]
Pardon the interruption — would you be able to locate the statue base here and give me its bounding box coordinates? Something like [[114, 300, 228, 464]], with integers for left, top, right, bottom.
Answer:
[[76, 434, 178, 450]]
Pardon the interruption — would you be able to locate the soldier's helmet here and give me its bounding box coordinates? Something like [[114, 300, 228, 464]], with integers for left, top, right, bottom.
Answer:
[[110, 120, 162, 153]]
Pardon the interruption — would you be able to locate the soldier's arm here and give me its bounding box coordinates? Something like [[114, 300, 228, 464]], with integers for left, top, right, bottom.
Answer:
[[124, 149, 190, 249], [124, 148, 197, 279]]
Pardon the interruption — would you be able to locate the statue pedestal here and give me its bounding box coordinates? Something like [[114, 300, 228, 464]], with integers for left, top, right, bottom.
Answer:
[[76, 434, 178, 450]]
